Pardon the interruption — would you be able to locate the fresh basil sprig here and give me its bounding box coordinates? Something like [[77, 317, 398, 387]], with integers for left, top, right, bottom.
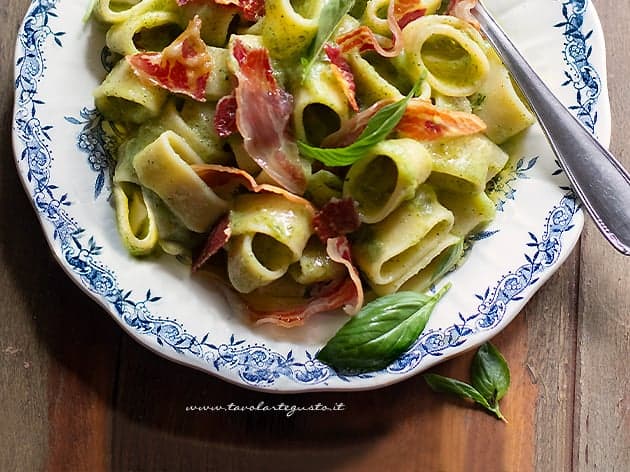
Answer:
[[297, 78, 423, 167], [301, 0, 355, 81], [316, 284, 451, 373], [424, 342, 511, 421]]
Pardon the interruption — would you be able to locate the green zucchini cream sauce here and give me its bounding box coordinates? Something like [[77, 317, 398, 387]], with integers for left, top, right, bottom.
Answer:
[[350, 155, 397, 214], [421, 34, 478, 86]]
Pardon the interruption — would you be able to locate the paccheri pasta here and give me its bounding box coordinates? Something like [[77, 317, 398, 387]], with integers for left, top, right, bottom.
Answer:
[[91, 0, 534, 327]]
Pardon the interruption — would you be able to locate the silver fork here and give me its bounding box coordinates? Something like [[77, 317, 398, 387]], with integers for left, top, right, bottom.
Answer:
[[474, 1, 630, 255]]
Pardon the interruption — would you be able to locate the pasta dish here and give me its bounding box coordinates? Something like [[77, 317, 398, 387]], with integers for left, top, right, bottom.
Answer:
[[90, 0, 533, 329]]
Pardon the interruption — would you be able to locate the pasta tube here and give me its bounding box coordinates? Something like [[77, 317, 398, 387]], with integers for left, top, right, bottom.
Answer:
[[343, 138, 432, 223], [94, 0, 177, 24], [426, 134, 508, 194], [227, 193, 313, 293], [293, 62, 350, 145], [105, 10, 185, 56], [132, 131, 228, 233], [352, 184, 455, 294], [262, 0, 324, 59], [113, 183, 159, 256], [94, 59, 168, 125], [401, 15, 490, 97], [472, 50, 535, 144]]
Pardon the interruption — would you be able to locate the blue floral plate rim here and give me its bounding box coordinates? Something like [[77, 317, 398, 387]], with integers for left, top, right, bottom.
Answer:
[[12, 0, 610, 391]]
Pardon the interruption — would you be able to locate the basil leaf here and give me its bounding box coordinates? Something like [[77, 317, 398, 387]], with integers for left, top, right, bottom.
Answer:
[[316, 284, 450, 373], [423, 342, 511, 422], [423, 374, 491, 409], [471, 342, 511, 405], [297, 78, 423, 167], [302, 0, 355, 81], [429, 239, 464, 287]]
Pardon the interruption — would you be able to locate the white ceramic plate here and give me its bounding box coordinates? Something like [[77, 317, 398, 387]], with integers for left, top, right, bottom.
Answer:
[[13, 0, 610, 391]]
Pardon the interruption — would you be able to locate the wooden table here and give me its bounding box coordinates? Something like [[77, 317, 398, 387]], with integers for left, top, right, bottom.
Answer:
[[1, 1, 628, 470]]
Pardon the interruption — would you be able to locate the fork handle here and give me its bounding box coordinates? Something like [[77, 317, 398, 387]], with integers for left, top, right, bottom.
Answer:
[[474, 2, 630, 255]]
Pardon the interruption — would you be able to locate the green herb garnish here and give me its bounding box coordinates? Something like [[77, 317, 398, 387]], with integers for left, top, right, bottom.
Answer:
[[470, 93, 487, 111], [316, 284, 450, 373], [301, 0, 355, 81], [297, 78, 423, 166], [424, 342, 511, 421], [430, 239, 464, 286]]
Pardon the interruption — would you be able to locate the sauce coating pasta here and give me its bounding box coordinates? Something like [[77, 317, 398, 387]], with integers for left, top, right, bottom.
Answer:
[[91, 0, 534, 327]]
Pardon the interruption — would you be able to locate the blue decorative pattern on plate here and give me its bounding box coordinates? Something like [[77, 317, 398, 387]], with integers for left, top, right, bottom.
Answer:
[[12, 0, 610, 391]]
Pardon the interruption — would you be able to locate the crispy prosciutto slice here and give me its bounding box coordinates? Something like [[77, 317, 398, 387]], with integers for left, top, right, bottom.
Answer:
[[192, 164, 315, 208], [313, 198, 361, 243], [176, 0, 265, 22], [335, 0, 425, 57], [320, 100, 392, 147], [216, 276, 361, 328], [396, 98, 487, 141], [127, 16, 211, 101], [192, 214, 231, 272], [248, 279, 360, 326], [214, 94, 238, 138], [394, 0, 426, 29], [322, 97, 486, 145], [447, 0, 480, 30], [325, 236, 364, 316], [231, 40, 310, 195], [324, 44, 359, 112]]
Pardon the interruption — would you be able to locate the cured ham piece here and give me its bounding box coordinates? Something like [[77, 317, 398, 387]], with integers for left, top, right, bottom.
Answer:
[[325, 236, 364, 315], [394, 0, 426, 29], [322, 97, 486, 145], [127, 16, 211, 101], [176, 0, 265, 22], [396, 98, 487, 141], [192, 215, 231, 272], [313, 198, 361, 242], [336, 0, 401, 57], [320, 100, 392, 147], [336, 0, 425, 57], [231, 40, 309, 195], [192, 164, 315, 208], [247, 277, 361, 327], [214, 94, 238, 138], [447, 0, 480, 30], [324, 44, 359, 112]]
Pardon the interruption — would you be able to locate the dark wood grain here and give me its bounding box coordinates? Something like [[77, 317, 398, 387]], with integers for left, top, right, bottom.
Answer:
[[528, 254, 580, 471], [1, 3, 121, 472], [1, 2, 51, 470], [0, 0, 628, 471], [575, 1, 630, 470]]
